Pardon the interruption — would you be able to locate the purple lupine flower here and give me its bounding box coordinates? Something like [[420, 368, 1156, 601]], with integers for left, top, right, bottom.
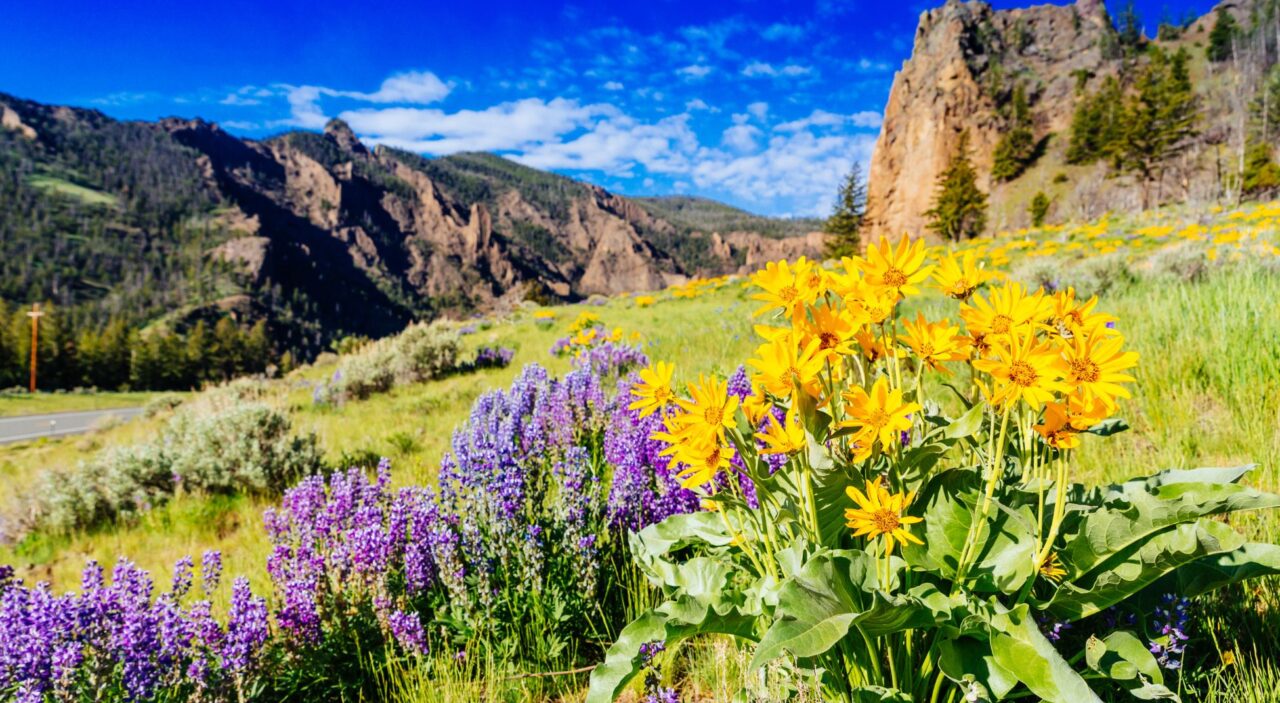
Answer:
[[223, 578, 268, 674], [603, 398, 699, 532], [387, 609, 428, 655], [1148, 594, 1192, 671], [200, 550, 221, 595], [171, 556, 194, 600]]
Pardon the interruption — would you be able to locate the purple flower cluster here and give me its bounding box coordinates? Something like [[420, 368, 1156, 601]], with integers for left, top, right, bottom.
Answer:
[[0, 554, 268, 702], [471, 346, 515, 369], [603, 401, 700, 532], [1148, 595, 1191, 671], [573, 341, 648, 379], [638, 640, 679, 703]]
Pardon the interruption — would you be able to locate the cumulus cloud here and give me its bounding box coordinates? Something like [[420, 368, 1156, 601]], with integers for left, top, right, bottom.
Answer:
[[747, 101, 769, 121], [603, 81, 625, 91], [741, 62, 813, 78], [775, 109, 882, 132], [342, 98, 616, 154], [276, 70, 452, 128], [676, 64, 712, 79], [722, 124, 761, 153]]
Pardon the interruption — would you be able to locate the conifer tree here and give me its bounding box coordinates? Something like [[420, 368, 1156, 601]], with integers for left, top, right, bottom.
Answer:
[[1243, 141, 1280, 195], [992, 84, 1037, 182], [823, 163, 867, 259], [1113, 47, 1198, 207], [925, 131, 988, 240], [1029, 191, 1051, 227], [1207, 7, 1239, 62]]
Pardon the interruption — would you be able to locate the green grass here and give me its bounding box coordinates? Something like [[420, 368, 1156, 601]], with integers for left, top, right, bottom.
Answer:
[[0, 390, 165, 417], [25, 174, 119, 207]]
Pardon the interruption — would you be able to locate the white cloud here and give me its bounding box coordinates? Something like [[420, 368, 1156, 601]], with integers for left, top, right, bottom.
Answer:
[[220, 93, 261, 106], [774, 109, 882, 132], [603, 81, 625, 91], [685, 98, 713, 111], [722, 124, 761, 153], [342, 98, 615, 154], [741, 62, 813, 78], [275, 71, 452, 128], [747, 101, 769, 121], [676, 64, 712, 79]]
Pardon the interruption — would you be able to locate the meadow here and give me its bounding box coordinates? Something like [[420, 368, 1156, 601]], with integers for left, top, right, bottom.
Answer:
[[2, 200, 1280, 702]]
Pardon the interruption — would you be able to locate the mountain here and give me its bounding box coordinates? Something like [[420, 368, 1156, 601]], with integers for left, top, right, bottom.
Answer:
[[0, 94, 822, 356], [866, 0, 1259, 238]]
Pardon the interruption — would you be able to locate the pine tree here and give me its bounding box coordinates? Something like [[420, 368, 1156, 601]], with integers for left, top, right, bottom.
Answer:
[[1116, 2, 1144, 53], [1067, 77, 1125, 164], [1207, 8, 1239, 62], [823, 163, 867, 259], [1243, 141, 1280, 195], [925, 131, 989, 240], [1029, 191, 1051, 227], [1112, 48, 1199, 207], [992, 84, 1037, 182]]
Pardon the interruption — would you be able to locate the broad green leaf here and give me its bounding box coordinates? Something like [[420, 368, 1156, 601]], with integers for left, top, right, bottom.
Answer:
[[987, 604, 1103, 703], [1049, 519, 1247, 620], [1085, 632, 1179, 701], [586, 596, 758, 703], [1152, 542, 1280, 598], [750, 550, 947, 668], [943, 402, 987, 440], [901, 469, 1036, 594], [1062, 470, 1280, 575], [629, 512, 734, 588], [936, 635, 1018, 701]]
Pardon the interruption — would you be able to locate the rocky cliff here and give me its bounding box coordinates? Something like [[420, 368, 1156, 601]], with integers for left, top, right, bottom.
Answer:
[[0, 94, 821, 353], [866, 0, 1254, 238]]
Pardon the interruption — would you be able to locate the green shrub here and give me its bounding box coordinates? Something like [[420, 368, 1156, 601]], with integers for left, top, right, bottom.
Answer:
[[338, 322, 460, 400], [20, 402, 321, 536]]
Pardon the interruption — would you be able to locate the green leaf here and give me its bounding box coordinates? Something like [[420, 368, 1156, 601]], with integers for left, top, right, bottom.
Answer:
[[987, 604, 1103, 703], [1062, 468, 1280, 576], [1049, 519, 1247, 620], [850, 685, 912, 702], [936, 635, 1019, 701], [943, 402, 986, 440], [1152, 542, 1280, 598], [629, 512, 734, 588], [750, 550, 948, 668], [1085, 632, 1179, 701], [901, 469, 1036, 594], [586, 597, 757, 703], [1084, 417, 1130, 436]]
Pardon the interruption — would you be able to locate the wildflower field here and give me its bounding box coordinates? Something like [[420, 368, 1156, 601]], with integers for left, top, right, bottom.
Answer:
[[2, 201, 1280, 702]]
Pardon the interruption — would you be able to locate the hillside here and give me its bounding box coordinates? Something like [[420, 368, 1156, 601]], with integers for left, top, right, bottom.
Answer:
[[866, 0, 1265, 237], [0, 95, 821, 357]]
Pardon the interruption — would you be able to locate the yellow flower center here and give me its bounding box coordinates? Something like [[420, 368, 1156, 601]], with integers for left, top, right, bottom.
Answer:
[[947, 279, 970, 298], [917, 341, 935, 357], [991, 315, 1013, 334], [1070, 359, 1101, 383], [819, 332, 840, 350], [883, 267, 908, 288], [867, 409, 890, 429], [1009, 361, 1039, 387], [871, 508, 901, 534], [778, 285, 800, 303], [704, 405, 725, 426], [653, 386, 672, 405]]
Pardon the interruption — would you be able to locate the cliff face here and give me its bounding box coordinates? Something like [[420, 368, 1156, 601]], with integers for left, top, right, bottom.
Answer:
[[865, 0, 1250, 239], [866, 0, 1119, 238], [0, 94, 821, 351]]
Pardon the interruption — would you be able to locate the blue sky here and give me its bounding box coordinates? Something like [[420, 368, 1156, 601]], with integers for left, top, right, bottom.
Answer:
[[2, 0, 1209, 217]]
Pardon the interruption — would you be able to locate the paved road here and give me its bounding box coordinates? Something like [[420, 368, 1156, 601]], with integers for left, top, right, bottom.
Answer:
[[0, 407, 144, 444]]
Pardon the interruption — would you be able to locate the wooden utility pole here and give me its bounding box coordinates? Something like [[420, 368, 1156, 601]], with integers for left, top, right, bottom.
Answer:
[[26, 303, 44, 393]]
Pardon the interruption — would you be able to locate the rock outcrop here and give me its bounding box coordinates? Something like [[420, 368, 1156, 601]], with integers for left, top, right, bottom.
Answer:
[[866, 0, 1254, 238]]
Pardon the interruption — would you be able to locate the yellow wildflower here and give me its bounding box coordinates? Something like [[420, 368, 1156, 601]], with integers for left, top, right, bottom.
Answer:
[[1061, 330, 1139, 411], [748, 335, 826, 400], [898, 313, 970, 374], [932, 250, 989, 299], [845, 477, 923, 556], [972, 332, 1070, 409], [758, 406, 806, 455], [628, 361, 675, 418], [839, 376, 920, 449], [861, 235, 934, 297]]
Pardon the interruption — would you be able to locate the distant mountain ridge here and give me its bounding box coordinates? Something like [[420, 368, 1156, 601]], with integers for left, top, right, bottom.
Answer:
[[0, 94, 822, 355]]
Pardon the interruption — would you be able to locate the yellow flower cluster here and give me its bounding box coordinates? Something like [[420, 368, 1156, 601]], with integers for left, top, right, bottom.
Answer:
[[631, 234, 1141, 558], [668, 274, 736, 299]]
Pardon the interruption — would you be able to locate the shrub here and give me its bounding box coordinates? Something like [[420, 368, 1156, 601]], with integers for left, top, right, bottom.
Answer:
[[337, 323, 460, 400], [21, 402, 321, 536]]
